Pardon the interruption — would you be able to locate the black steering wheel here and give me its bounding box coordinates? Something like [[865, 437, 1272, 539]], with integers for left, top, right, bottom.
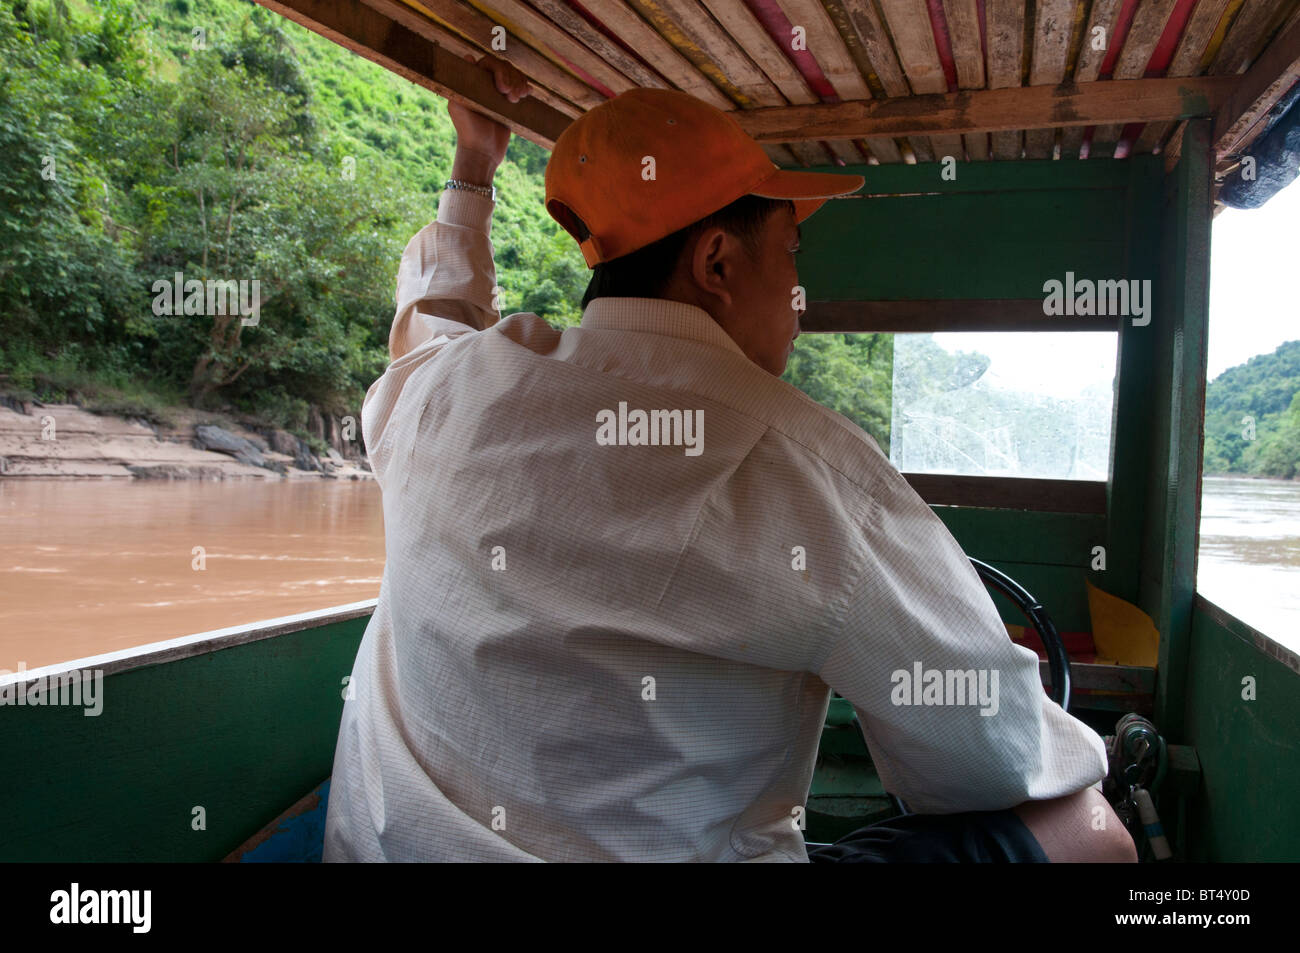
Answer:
[[968, 557, 1072, 713]]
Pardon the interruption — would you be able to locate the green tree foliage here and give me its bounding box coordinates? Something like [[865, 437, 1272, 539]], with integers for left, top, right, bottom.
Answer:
[[0, 0, 894, 440], [1203, 340, 1300, 478], [781, 333, 892, 451]]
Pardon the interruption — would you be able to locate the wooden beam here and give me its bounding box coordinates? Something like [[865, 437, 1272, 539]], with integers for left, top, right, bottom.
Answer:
[[902, 473, 1108, 514], [256, 0, 571, 148], [985, 0, 1026, 159], [801, 299, 1121, 333], [363, 0, 591, 114], [734, 75, 1235, 142], [1212, 7, 1300, 158]]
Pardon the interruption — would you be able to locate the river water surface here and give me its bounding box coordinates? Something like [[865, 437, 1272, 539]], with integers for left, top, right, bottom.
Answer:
[[1, 475, 1297, 670]]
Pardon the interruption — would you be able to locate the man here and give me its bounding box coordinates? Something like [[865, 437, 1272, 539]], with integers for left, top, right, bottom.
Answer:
[[323, 55, 1135, 863]]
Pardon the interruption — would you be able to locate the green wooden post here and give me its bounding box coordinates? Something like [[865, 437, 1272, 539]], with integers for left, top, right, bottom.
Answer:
[[1143, 119, 1213, 738]]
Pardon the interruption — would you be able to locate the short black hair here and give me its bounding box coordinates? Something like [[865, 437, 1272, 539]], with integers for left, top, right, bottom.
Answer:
[[579, 195, 793, 309]]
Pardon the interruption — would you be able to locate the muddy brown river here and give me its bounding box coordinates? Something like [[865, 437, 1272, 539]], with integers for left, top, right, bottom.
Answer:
[[1, 475, 1296, 670]]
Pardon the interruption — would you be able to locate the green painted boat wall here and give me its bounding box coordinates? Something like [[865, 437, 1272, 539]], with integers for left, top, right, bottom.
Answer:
[[0, 615, 367, 862], [1182, 601, 1300, 861]]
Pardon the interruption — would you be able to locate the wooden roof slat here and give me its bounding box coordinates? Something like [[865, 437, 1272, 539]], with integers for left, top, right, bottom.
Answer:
[[367, 0, 590, 115], [627, 0, 790, 106], [1208, 0, 1288, 75], [1171, 0, 1232, 74], [865, 135, 904, 162], [985, 0, 1026, 158], [1024, 0, 1077, 158], [877, 0, 958, 158], [762, 143, 800, 164], [777, 139, 829, 164], [769, 0, 880, 163], [943, 0, 990, 160], [838, 0, 913, 95], [705, 0, 884, 165], [830, 0, 918, 162], [1060, 0, 1123, 158], [945, 0, 986, 87], [579, 0, 736, 110], [773, 0, 873, 100], [467, 0, 639, 95], [734, 74, 1234, 139], [1133, 0, 1230, 155], [256, 0, 571, 147], [1213, 3, 1300, 158], [525, 0, 667, 90], [698, 0, 819, 104], [1092, 0, 1180, 158]]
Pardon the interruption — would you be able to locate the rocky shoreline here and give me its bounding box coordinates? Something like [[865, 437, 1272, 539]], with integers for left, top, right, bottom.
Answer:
[[0, 398, 372, 481]]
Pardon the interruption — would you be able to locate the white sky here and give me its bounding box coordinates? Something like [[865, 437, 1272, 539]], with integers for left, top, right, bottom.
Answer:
[[920, 174, 1300, 394], [1206, 176, 1300, 380]]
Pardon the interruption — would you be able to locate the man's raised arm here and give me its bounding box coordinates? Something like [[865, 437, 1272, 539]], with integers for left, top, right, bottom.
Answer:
[[387, 54, 531, 361]]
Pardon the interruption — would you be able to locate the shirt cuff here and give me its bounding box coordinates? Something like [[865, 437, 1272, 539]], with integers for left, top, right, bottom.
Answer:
[[436, 187, 495, 236]]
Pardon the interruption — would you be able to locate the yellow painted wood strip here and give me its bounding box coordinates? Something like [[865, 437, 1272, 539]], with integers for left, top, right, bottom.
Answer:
[[1199, 0, 1247, 70], [628, 0, 786, 106], [1209, 0, 1286, 75], [580, 0, 735, 110], [1169, 0, 1232, 74]]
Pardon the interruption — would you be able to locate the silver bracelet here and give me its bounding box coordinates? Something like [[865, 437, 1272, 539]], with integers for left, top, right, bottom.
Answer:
[[445, 178, 496, 201]]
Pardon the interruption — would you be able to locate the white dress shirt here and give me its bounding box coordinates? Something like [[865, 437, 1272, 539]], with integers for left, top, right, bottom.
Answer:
[[322, 188, 1108, 862]]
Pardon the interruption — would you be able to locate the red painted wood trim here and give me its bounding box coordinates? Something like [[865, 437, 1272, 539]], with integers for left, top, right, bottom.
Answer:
[[744, 0, 839, 99]]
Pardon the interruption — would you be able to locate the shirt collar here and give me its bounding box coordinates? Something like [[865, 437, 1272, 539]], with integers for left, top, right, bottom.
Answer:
[[579, 297, 747, 360]]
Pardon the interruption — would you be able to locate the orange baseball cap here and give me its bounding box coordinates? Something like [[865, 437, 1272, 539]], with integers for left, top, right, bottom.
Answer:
[[545, 88, 865, 268]]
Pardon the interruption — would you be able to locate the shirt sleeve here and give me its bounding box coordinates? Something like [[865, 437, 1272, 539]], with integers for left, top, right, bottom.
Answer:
[[816, 468, 1109, 814], [362, 188, 501, 481]]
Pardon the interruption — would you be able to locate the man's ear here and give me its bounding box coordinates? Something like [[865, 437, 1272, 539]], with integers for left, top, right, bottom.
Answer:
[[688, 227, 734, 310]]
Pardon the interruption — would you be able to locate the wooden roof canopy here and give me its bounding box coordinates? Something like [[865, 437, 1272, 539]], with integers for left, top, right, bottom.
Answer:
[[260, 0, 1300, 199]]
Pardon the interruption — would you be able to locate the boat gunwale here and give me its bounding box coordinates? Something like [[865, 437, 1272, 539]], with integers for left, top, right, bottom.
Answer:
[[0, 599, 377, 688]]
